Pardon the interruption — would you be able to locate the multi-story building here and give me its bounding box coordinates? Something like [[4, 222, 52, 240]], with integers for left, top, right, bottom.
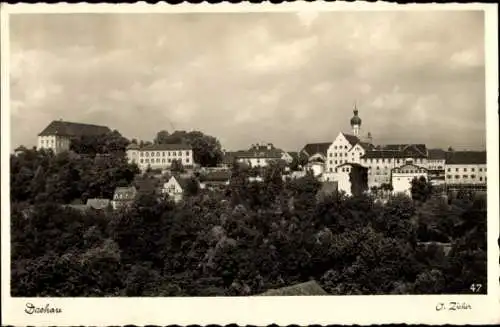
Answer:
[[324, 106, 374, 177], [233, 143, 284, 168], [360, 144, 428, 187], [126, 143, 194, 171], [299, 142, 332, 176], [445, 151, 487, 185], [427, 148, 447, 178], [391, 163, 428, 196], [111, 186, 137, 210], [300, 142, 332, 163], [37, 120, 111, 154]]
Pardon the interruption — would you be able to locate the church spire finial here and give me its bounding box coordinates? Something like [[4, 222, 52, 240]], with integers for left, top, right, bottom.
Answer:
[[350, 102, 362, 136]]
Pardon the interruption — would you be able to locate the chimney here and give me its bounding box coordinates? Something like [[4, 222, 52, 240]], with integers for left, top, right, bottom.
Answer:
[[267, 143, 272, 150]]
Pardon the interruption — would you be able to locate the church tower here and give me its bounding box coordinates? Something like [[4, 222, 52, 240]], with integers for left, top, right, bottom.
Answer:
[[350, 103, 362, 136]]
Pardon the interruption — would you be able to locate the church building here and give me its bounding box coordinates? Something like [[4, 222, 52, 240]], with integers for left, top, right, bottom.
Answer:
[[324, 104, 374, 180]]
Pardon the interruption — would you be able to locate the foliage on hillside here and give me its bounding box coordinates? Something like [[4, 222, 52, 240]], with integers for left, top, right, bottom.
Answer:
[[11, 147, 139, 204], [153, 130, 223, 167], [10, 153, 487, 296]]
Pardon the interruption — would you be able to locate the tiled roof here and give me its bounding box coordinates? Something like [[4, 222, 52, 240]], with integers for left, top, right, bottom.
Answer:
[[140, 143, 192, 151], [342, 133, 360, 147], [380, 144, 427, 157], [428, 148, 447, 160], [445, 151, 486, 165], [301, 142, 332, 157], [357, 142, 375, 151], [86, 198, 111, 210], [260, 280, 328, 296], [336, 162, 367, 169], [38, 120, 111, 137], [391, 163, 427, 173], [362, 150, 409, 159], [362, 143, 428, 159], [200, 170, 231, 182], [235, 149, 282, 159], [171, 175, 194, 190]]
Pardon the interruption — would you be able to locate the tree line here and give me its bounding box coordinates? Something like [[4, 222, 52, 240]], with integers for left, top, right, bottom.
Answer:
[[10, 146, 487, 296]]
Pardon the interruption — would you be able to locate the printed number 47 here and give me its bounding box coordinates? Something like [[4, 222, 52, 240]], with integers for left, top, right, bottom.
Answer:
[[470, 284, 482, 292]]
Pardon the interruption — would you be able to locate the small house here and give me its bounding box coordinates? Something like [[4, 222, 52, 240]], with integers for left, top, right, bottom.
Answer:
[[111, 186, 138, 210], [391, 163, 428, 197], [162, 175, 197, 203], [199, 171, 231, 191]]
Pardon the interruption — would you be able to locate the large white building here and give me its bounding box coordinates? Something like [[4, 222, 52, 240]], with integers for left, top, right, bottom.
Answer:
[[126, 143, 194, 171], [233, 143, 286, 168], [318, 106, 374, 181], [391, 163, 428, 196], [37, 120, 111, 154], [325, 132, 373, 175], [445, 151, 487, 185], [360, 144, 428, 187]]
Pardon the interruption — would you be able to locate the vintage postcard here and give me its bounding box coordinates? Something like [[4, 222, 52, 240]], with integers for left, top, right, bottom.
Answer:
[[1, 2, 499, 326]]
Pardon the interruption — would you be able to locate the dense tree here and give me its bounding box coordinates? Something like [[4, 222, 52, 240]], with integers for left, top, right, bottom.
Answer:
[[10, 148, 139, 204], [154, 130, 170, 145], [153, 130, 223, 167], [171, 159, 184, 173], [349, 166, 368, 197], [10, 146, 487, 296], [411, 176, 433, 203], [70, 130, 130, 156]]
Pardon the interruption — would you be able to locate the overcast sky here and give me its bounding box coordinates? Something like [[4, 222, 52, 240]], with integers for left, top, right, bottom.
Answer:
[[9, 10, 486, 151]]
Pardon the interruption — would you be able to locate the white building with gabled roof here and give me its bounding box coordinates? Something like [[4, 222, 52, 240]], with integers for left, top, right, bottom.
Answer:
[[391, 163, 428, 197], [126, 143, 194, 171]]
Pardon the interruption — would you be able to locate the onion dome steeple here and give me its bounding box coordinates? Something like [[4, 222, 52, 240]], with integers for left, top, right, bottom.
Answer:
[[350, 103, 362, 136], [350, 103, 362, 127]]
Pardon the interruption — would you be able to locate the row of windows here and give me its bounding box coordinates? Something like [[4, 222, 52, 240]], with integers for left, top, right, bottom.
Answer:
[[140, 151, 190, 157], [333, 145, 349, 150], [362, 158, 424, 164], [41, 139, 55, 146], [329, 152, 350, 157], [163, 185, 177, 194], [446, 175, 486, 181], [140, 158, 190, 164], [239, 158, 274, 164], [447, 167, 486, 172], [328, 150, 362, 158], [394, 169, 426, 174]]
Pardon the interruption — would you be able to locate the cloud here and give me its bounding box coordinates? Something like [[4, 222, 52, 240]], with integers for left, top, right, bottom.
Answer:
[[9, 11, 486, 151]]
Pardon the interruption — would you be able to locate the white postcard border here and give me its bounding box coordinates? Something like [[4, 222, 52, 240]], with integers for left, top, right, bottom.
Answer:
[[1, 2, 499, 326]]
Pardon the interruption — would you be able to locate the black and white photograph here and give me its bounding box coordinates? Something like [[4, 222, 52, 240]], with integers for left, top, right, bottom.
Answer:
[[1, 2, 498, 326]]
